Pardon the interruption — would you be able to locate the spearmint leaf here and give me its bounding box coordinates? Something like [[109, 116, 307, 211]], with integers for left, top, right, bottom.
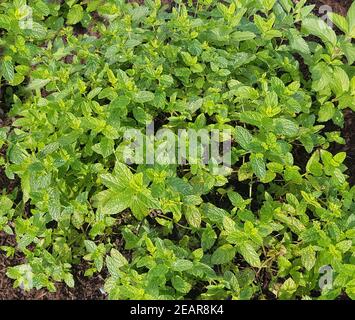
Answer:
[[279, 278, 297, 299], [235, 126, 253, 150], [288, 29, 310, 54], [63, 273, 75, 288], [67, 4, 83, 25], [306, 151, 323, 176], [336, 240, 352, 253], [0, 14, 11, 30], [250, 153, 266, 179], [172, 259, 194, 272], [92, 137, 114, 158], [328, 12, 348, 34], [211, 244, 236, 265], [348, 1, 355, 37], [273, 118, 299, 137], [84, 240, 97, 253], [171, 275, 191, 294], [129, 194, 154, 220], [134, 91, 155, 103], [301, 191, 321, 209], [167, 177, 194, 196], [184, 205, 201, 228], [238, 242, 261, 268], [318, 102, 335, 122], [301, 246, 316, 271], [1, 60, 14, 82], [187, 98, 203, 113], [232, 31, 256, 42], [201, 226, 217, 251], [302, 17, 337, 46], [48, 187, 61, 221], [201, 203, 229, 226], [331, 67, 350, 96], [106, 248, 128, 276], [87, 87, 103, 100], [27, 22, 47, 39], [27, 78, 50, 90], [94, 190, 130, 215]]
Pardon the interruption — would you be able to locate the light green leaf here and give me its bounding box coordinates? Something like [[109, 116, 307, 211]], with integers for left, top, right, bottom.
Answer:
[[302, 17, 337, 46], [331, 67, 350, 96], [273, 118, 299, 137], [235, 126, 253, 150], [201, 226, 217, 251], [288, 29, 310, 54], [134, 91, 155, 103], [318, 102, 335, 122], [106, 248, 128, 276], [250, 153, 266, 179], [301, 246, 316, 271], [92, 137, 114, 158], [171, 275, 191, 294], [238, 242, 261, 267], [184, 205, 201, 228], [94, 189, 130, 215], [67, 4, 83, 25], [48, 187, 61, 221], [231, 31, 256, 42], [347, 1, 355, 37], [1, 60, 14, 82], [328, 12, 348, 34], [172, 259, 194, 272], [211, 244, 236, 265]]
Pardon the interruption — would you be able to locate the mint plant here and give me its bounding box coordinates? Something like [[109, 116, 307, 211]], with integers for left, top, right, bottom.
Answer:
[[0, 0, 354, 300]]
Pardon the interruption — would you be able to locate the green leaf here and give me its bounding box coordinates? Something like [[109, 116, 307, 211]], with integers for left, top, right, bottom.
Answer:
[[238, 242, 261, 268], [48, 187, 61, 221], [92, 137, 114, 158], [250, 153, 266, 179], [231, 31, 256, 42], [301, 191, 321, 209], [28, 22, 47, 39], [306, 151, 323, 176], [273, 118, 299, 137], [331, 67, 349, 96], [171, 275, 191, 294], [318, 102, 335, 122], [201, 226, 217, 251], [64, 273, 75, 288], [0, 14, 11, 30], [235, 126, 253, 150], [94, 190, 130, 215], [328, 12, 348, 34], [302, 17, 337, 46], [279, 278, 297, 299], [211, 244, 236, 265], [1, 60, 14, 82], [340, 42, 355, 65], [288, 29, 310, 54], [301, 246, 316, 271], [134, 91, 155, 103], [27, 78, 51, 91], [172, 259, 194, 272], [184, 205, 201, 228], [67, 4, 83, 25], [347, 1, 355, 37], [106, 248, 128, 276]]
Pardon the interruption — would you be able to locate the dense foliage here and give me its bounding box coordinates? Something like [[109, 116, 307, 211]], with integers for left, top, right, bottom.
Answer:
[[0, 0, 355, 300]]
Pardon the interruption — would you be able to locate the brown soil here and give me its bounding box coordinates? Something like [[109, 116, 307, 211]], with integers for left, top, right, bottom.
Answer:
[[0, 0, 354, 300], [307, 0, 352, 16]]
